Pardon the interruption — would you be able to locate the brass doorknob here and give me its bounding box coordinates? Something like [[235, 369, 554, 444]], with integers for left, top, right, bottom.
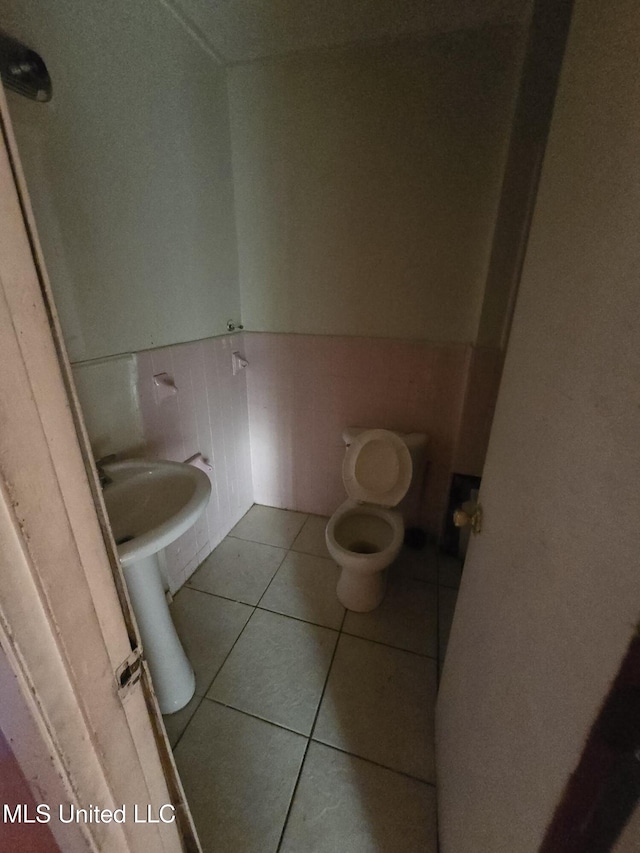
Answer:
[[453, 502, 482, 535]]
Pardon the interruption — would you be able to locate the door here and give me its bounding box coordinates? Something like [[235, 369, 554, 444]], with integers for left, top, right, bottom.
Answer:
[[436, 1, 640, 850], [0, 82, 200, 852]]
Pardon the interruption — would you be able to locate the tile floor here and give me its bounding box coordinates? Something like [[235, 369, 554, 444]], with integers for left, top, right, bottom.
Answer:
[[164, 505, 462, 853]]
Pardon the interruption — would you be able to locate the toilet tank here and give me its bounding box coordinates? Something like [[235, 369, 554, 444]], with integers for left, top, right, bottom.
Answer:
[[342, 428, 428, 525]]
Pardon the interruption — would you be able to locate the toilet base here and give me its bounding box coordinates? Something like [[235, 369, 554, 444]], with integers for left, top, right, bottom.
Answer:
[[336, 566, 388, 612]]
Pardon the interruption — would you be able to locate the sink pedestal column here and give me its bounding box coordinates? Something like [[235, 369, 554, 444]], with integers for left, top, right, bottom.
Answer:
[[122, 553, 195, 714]]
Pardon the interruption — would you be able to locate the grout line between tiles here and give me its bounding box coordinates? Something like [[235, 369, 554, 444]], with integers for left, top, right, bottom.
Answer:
[[181, 581, 344, 633], [339, 629, 438, 661], [308, 607, 348, 746], [275, 608, 348, 853], [202, 696, 310, 739], [225, 527, 308, 550], [184, 585, 261, 607], [177, 599, 262, 744], [200, 695, 437, 788], [202, 608, 256, 698], [254, 605, 343, 633], [184, 579, 345, 638], [254, 548, 294, 610], [186, 541, 289, 607], [169, 695, 204, 753], [225, 533, 289, 553], [306, 738, 437, 789]]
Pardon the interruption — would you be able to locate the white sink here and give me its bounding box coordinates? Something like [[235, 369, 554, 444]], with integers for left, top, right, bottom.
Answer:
[[104, 459, 211, 565], [102, 459, 211, 714]]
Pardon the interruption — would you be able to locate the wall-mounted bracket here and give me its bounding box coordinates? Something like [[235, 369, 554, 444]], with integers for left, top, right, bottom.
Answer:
[[232, 351, 248, 376], [153, 373, 177, 403]]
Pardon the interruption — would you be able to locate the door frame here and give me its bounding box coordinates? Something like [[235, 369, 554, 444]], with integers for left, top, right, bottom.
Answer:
[[0, 83, 200, 852]]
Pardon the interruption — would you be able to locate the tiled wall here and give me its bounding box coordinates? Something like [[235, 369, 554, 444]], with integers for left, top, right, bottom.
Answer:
[[132, 330, 503, 590], [136, 334, 253, 592], [243, 333, 472, 535], [71, 354, 145, 459]]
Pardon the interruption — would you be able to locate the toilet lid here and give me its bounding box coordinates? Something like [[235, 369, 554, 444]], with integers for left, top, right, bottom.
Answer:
[[342, 429, 412, 507]]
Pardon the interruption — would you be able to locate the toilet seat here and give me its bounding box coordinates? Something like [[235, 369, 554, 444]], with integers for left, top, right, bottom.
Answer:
[[326, 499, 404, 611], [327, 428, 421, 612], [342, 429, 412, 507], [326, 499, 403, 564]]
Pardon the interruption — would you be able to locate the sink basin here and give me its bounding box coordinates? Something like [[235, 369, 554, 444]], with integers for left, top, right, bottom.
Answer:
[[102, 459, 211, 714], [103, 459, 211, 566]]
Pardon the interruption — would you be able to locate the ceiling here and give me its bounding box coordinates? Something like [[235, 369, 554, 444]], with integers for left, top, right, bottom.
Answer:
[[167, 0, 533, 64]]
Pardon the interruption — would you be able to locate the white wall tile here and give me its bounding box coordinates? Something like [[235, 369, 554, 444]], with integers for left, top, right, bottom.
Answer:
[[137, 334, 253, 590], [71, 354, 144, 459], [244, 332, 470, 534]]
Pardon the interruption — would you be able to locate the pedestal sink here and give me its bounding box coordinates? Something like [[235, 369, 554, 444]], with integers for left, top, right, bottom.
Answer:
[[102, 459, 211, 714]]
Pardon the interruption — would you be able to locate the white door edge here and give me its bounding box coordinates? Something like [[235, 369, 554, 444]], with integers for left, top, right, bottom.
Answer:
[[0, 80, 201, 853]]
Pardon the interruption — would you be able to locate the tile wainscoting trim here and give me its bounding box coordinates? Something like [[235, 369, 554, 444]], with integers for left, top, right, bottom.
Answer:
[[136, 333, 254, 592], [242, 332, 499, 535]]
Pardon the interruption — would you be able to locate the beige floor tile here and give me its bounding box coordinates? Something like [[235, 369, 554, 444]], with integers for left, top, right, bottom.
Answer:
[[187, 537, 287, 604], [291, 514, 330, 558], [343, 576, 437, 657], [439, 551, 464, 589], [280, 742, 437, 853], [230, 504, 307, 549], [392, 544, 438, 583], [208, 609, 338, 734], [162, 692, 202, 749], [259, 551, 345, 629], [314, 635, 437, 782], [439, 586, 459, 662], [171, 588, 252, 695], [175, 701, 305, 853]]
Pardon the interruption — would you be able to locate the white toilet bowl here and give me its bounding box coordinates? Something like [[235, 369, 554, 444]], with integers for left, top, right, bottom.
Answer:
[[326, 428, 423, 612], [326, 499, 404, 611]]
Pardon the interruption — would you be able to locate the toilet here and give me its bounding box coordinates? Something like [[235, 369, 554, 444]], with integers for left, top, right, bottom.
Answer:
[[326, 427, 428, 612]]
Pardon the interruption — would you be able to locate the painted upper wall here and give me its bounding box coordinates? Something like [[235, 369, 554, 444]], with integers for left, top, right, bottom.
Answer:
[[229, 26, 526, 342], [1, 0, 240, 363], [171, 0, 532, 62]]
